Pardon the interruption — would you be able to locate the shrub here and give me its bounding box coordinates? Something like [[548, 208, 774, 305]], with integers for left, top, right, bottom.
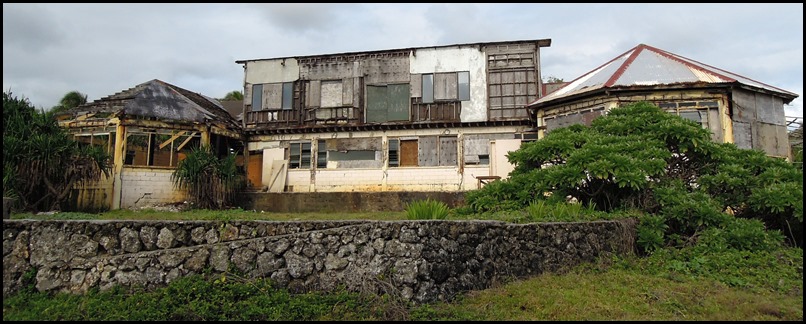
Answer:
[[172, 145, 245, 210], [405, 199, 449, 220]]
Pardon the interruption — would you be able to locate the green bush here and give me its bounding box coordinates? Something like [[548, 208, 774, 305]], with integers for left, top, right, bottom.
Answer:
[[172, 145, 245, 210], [405, 199, 449, 220], [465, 101, 802, 248]]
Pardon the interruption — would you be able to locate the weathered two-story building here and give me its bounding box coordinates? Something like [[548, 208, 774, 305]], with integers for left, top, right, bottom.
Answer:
[[237, 39, 552, 192]]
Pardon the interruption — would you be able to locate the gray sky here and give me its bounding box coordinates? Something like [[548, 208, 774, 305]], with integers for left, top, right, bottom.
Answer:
[[3, 3, 803, 119]]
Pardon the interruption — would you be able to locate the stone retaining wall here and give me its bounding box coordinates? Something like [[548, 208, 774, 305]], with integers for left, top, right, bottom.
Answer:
[[3, 218, 636, 303]]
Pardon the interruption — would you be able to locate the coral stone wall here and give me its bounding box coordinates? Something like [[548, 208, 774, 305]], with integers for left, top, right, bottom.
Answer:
[[3, 218, 636, 303]]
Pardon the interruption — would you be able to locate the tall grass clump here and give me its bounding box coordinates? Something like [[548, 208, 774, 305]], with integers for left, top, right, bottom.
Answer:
[[405, 198, 449, 220]]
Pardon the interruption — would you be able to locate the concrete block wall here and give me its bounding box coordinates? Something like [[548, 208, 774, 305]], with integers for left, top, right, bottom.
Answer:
[[120, 168, 186, 208], [386, 167, 462, 191], [3, 218, 637, 304]]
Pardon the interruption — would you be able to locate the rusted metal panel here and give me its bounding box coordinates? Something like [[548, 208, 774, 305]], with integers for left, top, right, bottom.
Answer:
[[352, 77, 362, 108], [439, 136, 458, 166], [754, 93, 785, 125], [305, 81, 321, 108], [321, 80, 342, 108], [326, 137, 382, 151], [342, 78, 353, 106], [363, 56, 410, 84], [754, 122, 789, 157], [418, 136, 439, 166], [732, 89, 757, 123], [733, 121, 753, 149], [300, 61, 355, 80]]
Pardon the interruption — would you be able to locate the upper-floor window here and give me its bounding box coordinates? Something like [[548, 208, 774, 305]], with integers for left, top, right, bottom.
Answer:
[[422, 71, 470, 103], [252, 82, 293, 111], [366, 84, 410, 123]]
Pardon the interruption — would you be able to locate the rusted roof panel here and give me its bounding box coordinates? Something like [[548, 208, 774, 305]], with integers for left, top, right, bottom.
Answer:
[[529, 44, 799, 107]]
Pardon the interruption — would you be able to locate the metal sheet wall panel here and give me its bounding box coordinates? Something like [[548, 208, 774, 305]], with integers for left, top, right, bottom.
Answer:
[[321, 80, 343, 108], [418, 136, 439, 166], [439, 136, 458, 166], [263, 83, 283, 109], [342, 78, 354, 106], [733, 121, 753, 149]]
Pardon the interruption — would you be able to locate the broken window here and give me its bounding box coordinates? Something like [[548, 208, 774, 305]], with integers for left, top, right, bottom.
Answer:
[[366, 84, 410, 123], [124, 129, 200, 167], [72, 130, 115, 159], [288, 141, 312, 169], [657, 100, 720, 140]]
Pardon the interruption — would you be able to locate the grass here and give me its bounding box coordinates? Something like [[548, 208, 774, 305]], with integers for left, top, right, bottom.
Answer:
[[413, 259, 803, 321]]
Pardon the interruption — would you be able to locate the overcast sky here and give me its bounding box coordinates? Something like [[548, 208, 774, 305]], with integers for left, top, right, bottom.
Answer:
[[3, 3, 803, 120]]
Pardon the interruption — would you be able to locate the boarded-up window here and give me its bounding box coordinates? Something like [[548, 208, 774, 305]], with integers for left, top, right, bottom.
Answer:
[[434, 73, 458, 100], [366, 84, 410, 123], [463, 133, 512, 165], [418, 135, 458, 166], [320, 80, 343, 108], [253, 82, 293, 110], [389, 139, 419, 167], [421, 72, 470, 102]]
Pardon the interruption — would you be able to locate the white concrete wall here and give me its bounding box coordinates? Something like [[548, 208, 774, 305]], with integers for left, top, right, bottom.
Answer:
[[386, 167, 462, 191], [311, 169, 385, 192], [409, 47, 488, 123], [250, 126, 528, 193], [245, 59, 300, 84], [286, 170, 312, 192], [120, 168, 186, 209]]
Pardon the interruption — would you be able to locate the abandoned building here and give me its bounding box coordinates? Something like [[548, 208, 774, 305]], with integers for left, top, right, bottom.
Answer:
[[56, 79, 243, 210], [236, 39, 552, 193], [527, 43, 800, 160], [53, 41, 801, 211]]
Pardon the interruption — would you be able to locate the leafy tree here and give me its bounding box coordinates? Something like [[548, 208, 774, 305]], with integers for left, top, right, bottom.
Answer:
[[51, 90, 88, 113], [3, 91, 111, 212], [222, 90, 244, 101], [543, 76, 564, 83], [466, 101, 803, 248], [171, 145, 245, 209]]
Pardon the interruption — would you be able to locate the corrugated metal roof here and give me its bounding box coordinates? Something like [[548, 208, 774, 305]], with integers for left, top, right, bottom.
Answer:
[[529, 44, 799, 107], [66, 79, 241, 130]]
